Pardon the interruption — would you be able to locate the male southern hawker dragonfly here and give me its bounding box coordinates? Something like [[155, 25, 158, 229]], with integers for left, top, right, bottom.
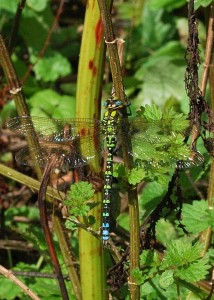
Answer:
[[7, 111, 204, 242]]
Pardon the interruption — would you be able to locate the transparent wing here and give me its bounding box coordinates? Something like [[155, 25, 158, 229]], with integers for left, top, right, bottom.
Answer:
[[7, 116, 102, 168], [116, 118, 204, 169], [7, 116, 101, 142], [15, 145, 90, 168]]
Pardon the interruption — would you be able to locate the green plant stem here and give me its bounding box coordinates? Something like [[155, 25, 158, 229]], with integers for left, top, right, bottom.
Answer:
[[97, 0, 127, 103], [199, 4, 214, 257], [76, 1, 106, 299], [53, 216, 82, 300], [128, 189, 140, 300], [96, 1, 140, 299], [0, 163, 64, 201]]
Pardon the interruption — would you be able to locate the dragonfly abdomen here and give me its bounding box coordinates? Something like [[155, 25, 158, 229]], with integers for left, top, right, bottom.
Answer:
[[102, 105, 120, 243]]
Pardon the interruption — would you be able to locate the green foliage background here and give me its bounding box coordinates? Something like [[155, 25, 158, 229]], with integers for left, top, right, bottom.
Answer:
[[0, 0, 213, 299]]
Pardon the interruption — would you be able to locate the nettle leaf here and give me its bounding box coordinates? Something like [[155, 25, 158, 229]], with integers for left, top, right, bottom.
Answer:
[[31, 50, 71, 82], [161, 240, 203, 268], [160, 240, 210, 282], [113, 163, 126, 178], [159, 270, 174, 289], [176, 256, 210, 282], [142, 104, 163, 121], [181, 200, 213, 234], [156, 219, 177, 247]]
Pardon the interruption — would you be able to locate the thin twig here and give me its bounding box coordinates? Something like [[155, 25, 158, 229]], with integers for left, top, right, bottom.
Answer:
[[0, 265, 40, 300], [38, 154, 69, 300], [21, 0, 64, 84], [8, 0, 26, 54]]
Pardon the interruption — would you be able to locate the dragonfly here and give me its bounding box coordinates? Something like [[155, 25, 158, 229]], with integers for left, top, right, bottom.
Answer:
[[7, 102, 204, 243]]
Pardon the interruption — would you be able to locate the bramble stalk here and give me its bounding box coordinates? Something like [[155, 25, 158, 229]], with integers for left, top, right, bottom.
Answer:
[[76, 1, 106, 300], [0, 34, 43, 179], [96, 0, 126, 103], [96, 0, 140, 299]]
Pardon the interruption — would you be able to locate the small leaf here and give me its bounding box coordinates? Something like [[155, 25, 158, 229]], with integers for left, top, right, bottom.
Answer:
[[67, 182, 95, 202], [140, 250, 160, 267], [160, 240, 210, 282], [181, 200, 211, 234], [176, 256, 210, 282], [142, 104, 163, 121], [159, 270, 174, 289], [128, 167, 146, 185], [32, 51, 71, 82], [131, 268, 146, 285], [65, 218, 77, 230]]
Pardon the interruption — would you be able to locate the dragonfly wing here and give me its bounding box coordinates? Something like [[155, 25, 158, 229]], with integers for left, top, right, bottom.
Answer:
[[7, 116, 101, 141], [176, 150, 204, 169], [15, 147, 47, 167], [117, 118, 204, 169]]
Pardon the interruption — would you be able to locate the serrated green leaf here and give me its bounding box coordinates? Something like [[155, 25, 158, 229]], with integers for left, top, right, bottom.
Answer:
[[182, 200, 211, 234], [159, 270, 174, 289], [68, 182, 95, 202], [162, 240, 203, 267], [160, 240, 210, 283], [176, 256, 210, 282], [20, 12, 52, 50], [29, 89, 61, 107], [139, 181, 167, 214], [28, 90, 75, 118], [131, 268, 146, 285], [195, 0, 213, 10], [143, 104, 163, 121], [142, 7, 175, 50], [65, 182, 95, 216], [128, 167, 146, 185]]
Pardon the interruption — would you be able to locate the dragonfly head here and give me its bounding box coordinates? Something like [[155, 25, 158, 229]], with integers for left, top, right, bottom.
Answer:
[[103, 96, 124, 110]]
